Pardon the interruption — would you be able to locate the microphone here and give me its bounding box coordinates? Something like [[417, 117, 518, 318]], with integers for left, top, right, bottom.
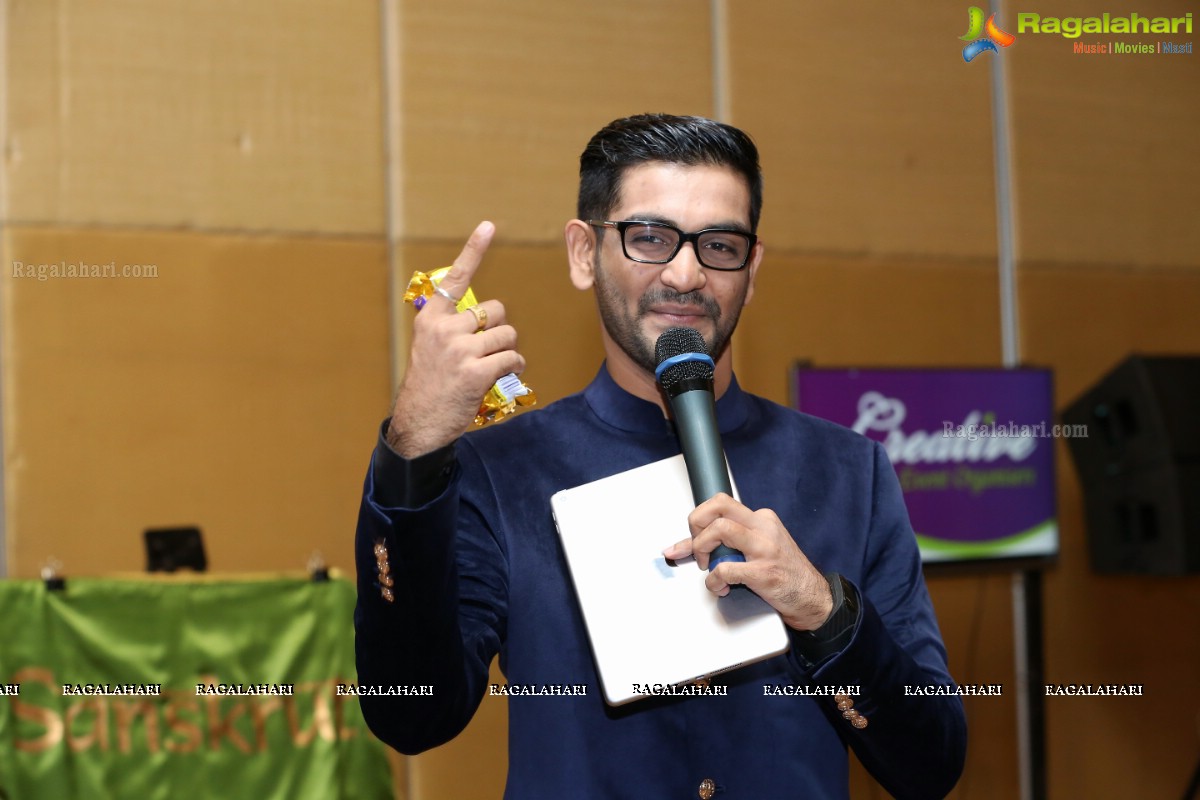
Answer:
[[654, 327, 745, 569]]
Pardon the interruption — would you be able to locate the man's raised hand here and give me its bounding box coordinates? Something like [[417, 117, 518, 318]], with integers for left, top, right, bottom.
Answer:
[[386, 221, 525, 458]]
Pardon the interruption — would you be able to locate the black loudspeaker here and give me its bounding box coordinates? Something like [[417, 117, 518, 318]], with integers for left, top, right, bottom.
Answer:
[[144, 526, 208, 572], [1061, 355, 1200, 575]]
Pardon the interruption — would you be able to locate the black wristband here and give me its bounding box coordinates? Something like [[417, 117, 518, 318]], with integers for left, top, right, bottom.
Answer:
[[794, 573, 860, 668]]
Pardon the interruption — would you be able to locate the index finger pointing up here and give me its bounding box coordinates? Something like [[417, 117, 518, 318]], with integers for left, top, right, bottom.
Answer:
[[434, 221, 495, 308]]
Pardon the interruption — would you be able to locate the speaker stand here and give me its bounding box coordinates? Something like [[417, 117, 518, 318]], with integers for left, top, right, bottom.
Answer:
[[1013, 569, 1047, 800]]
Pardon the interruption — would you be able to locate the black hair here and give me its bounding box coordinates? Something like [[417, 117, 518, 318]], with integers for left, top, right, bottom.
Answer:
[[577, 114, 763, 232]]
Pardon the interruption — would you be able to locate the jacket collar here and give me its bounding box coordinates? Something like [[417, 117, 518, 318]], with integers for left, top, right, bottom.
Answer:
[[582, 362, 750, 436]]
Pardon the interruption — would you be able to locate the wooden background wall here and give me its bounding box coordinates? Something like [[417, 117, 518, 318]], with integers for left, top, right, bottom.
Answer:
[[2, 1, 1197, 797]]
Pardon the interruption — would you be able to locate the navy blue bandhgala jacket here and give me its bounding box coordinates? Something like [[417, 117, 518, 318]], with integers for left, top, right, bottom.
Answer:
[[355, 366, 967, 799]]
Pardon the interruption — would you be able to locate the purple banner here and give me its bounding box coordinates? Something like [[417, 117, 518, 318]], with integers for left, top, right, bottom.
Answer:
[[794, 368, 1059, 563]]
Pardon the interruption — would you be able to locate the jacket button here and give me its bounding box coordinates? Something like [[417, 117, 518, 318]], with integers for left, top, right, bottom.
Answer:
[[698, 777, 717, 799]]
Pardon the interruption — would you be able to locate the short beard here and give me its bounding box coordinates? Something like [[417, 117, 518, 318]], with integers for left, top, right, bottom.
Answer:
[[592, 255, 746, 375]]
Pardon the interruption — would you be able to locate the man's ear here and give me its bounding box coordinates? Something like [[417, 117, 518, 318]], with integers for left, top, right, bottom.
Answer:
[[564, 220, 597, 291], [742, 239, 765, 306]]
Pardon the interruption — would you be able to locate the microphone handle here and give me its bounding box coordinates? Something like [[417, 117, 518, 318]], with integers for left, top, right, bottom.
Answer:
[[668, 388, 746, 569]]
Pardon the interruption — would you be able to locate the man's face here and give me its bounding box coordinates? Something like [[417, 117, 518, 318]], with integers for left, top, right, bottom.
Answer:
[[590, 162, 761, 374]]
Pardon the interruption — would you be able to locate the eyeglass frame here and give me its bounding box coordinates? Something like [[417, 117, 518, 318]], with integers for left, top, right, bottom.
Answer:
[[586, 219, 758, 272]]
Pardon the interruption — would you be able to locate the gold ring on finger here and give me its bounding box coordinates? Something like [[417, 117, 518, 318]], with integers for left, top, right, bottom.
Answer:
[[468, 304, 488, 332]]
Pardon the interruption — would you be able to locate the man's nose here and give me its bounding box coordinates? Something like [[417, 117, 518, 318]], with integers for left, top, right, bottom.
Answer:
[[658, 243, 707, 294]]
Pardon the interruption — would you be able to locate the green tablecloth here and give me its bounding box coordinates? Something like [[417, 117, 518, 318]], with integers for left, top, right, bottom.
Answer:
[[0, 575, 391, 799]]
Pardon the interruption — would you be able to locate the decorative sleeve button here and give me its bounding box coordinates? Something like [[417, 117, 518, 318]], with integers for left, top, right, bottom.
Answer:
[[374, 539, 394, 603], [834, 692, 868, 729]]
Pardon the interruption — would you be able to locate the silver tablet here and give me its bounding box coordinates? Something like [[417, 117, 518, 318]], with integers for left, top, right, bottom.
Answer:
[[551, 454, 790, 705]]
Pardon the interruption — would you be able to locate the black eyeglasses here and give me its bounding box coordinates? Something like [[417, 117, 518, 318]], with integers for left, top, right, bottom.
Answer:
[[587, 220, 757, 271]]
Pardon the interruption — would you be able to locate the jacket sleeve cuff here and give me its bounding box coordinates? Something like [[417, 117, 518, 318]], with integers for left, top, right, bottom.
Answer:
[[371, 418, 457, 509]]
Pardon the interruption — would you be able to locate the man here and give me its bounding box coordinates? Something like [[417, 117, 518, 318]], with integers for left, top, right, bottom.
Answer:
[[355, 114, 967, 798]]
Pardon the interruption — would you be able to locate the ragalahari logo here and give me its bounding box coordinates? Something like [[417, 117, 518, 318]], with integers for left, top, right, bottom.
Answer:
[[961, 6, 1016, 61]]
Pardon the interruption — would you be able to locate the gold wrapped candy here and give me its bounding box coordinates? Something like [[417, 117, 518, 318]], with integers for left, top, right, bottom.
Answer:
[[403, 267, 536, 426]]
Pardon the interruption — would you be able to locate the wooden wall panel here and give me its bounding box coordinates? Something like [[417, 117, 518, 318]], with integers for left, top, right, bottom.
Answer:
[[5, 0, 385, 234], [397, 0, 715, 242], [736, 254, 1004, 405], [2, 227, 390, 577], [727, 4, 998, 259], [1021, 265, 1200, 400], [926, 574, 1019, 800], [1020, 265, 1200, 799], [1007, 0, 1200, 269]]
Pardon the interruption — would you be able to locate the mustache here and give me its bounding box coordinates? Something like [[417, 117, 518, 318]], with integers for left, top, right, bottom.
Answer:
[[636, 289, 721, 320]]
